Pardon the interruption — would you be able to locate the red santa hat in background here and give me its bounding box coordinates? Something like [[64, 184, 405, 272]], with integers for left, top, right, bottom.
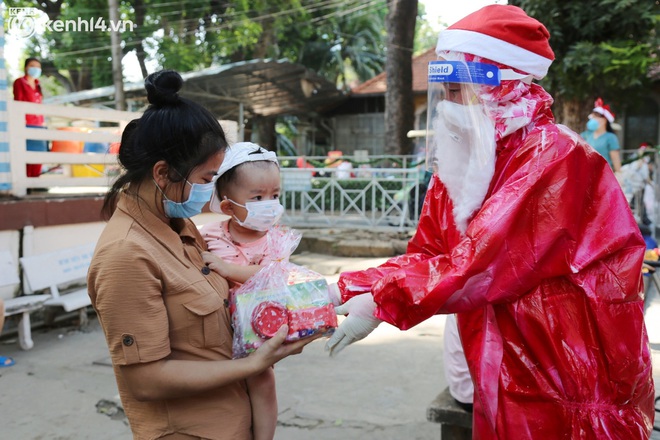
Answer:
[[592, 98, 615, 123], [435, 4, 555, 80]]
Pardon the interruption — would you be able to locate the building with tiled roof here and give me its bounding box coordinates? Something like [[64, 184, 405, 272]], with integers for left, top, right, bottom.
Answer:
[[324, 48, 436, 156]]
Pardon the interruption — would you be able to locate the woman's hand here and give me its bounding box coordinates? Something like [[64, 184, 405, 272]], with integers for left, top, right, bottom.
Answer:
[[250, 325, 322, 371]]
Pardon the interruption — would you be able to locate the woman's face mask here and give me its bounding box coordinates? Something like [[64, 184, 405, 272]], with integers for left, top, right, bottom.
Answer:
[[228, 199, 284, 231], [27, 67, 42, 79], [586, 118, 599, 131], [155, 179, 215, 218]]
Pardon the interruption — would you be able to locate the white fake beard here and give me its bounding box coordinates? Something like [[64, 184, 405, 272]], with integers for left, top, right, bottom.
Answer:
[[431, 117, 496, 235]]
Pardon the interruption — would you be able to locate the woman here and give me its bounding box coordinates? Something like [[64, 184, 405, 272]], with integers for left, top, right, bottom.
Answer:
[[13, 57, 47, 177], [580, 97, 622, 172], [87, 70, 317, 440]]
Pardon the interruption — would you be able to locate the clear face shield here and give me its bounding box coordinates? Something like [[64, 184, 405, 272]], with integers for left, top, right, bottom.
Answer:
[[425, 59, 500, 175]]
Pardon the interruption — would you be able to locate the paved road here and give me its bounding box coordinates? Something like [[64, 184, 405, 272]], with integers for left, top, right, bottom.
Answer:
[[1, 252, 659, 439]]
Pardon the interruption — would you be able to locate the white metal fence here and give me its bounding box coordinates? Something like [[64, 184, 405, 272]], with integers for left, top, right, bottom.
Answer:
[[279, 158, 428, 231]]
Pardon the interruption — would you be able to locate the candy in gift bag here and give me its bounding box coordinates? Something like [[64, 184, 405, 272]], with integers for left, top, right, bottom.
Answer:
[[231, 226, 337, 358]]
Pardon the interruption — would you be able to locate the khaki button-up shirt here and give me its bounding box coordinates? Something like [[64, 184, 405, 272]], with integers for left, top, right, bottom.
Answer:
[[88, 193, 251, 440]]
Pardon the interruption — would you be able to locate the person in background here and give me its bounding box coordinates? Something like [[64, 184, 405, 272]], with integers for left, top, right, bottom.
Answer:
[[13, 57, 48, 178], [639, 223, 659, 314], [200, 142, 284, 440], [326, 5, 654, 439], [443, 314, 473, 412], [0, 299, 16, 368], [87, 70, 317, 440], [580, 97, 622, 172]]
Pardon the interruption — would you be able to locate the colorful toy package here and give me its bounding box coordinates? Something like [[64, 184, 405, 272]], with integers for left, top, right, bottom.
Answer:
[[231, 226, 337, 358]]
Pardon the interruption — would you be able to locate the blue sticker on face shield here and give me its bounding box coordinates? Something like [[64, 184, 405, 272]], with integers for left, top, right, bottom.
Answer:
[[428, 61, 500, 86]]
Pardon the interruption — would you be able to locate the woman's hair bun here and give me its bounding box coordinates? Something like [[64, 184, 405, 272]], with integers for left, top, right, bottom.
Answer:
[[145, 70, 183, 106]]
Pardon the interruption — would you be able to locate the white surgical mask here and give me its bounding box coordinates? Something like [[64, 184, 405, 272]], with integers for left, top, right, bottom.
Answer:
[[437, 100, 475, 131], [229, 199, 284, 231], [27, 67, 41, 79]]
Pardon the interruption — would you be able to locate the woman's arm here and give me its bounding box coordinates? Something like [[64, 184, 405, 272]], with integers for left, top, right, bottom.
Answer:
[[121, 325, 319, 401], [13, 79, 25, 101], [202, 251, 262, 283], [610, 149, 622, 172]]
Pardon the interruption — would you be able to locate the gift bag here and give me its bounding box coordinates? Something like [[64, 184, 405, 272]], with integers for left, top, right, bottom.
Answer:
[[231, 226, 337, 358]]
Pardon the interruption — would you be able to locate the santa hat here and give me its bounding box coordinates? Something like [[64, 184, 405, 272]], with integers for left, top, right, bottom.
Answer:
[[592, 97, 615, 123], [435, 5, 555, 80]]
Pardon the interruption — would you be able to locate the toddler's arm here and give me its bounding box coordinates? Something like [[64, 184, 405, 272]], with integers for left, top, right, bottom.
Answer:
[[247, 367, 277, 440], [202, 252, 263, 283]]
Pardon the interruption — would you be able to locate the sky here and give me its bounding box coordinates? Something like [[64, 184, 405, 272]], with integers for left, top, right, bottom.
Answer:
[[4, 0, 506, 82]]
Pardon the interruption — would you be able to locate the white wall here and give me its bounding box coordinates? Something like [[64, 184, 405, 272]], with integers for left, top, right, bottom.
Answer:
[[23, 222, 106, 257], [0, 230, 21, 301]]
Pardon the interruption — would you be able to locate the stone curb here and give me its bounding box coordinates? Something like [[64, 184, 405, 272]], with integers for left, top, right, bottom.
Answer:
[[295, 228, 413, 258]]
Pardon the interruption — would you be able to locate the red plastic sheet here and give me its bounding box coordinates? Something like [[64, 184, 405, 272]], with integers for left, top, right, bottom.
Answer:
[[338, 101, 654, 438]]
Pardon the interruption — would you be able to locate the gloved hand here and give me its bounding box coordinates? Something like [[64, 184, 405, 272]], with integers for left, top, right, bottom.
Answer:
[[325, 293, 381, 356]]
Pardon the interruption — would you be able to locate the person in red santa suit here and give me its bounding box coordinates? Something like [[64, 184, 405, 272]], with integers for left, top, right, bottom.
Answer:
[[325, 5, 655, 439]]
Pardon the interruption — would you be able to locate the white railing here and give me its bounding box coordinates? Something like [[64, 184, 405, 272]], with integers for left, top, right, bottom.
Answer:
[[7, 100, 135, 196], [279, 156, 428, 231], [6, 101, 238, 197]]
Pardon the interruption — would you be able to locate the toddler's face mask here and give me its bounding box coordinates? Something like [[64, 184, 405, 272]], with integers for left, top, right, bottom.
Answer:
[[229, 199, 284, 231]]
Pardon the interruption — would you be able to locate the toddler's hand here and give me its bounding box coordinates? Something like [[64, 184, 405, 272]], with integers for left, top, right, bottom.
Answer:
[[202, 252, 229, 278]]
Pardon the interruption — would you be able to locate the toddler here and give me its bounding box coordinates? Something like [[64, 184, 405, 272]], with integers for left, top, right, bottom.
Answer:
[[200, 142, 283, 440]]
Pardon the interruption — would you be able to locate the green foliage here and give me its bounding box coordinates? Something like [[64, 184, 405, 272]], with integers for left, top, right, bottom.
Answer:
[[6, 0, 389, 92], [509, 0, 659, 106], [414, 3, 436, 55], [294, 0, 387, 87]]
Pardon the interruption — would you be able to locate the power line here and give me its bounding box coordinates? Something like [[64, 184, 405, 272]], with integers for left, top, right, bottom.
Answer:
[[49, 0, 374, 58]]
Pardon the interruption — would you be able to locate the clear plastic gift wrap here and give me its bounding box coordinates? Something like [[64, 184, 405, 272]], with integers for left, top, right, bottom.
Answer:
[[231, 226, 337, 358]]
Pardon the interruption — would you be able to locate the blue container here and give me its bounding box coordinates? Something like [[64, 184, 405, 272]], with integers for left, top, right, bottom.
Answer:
[[26, 125, 48, 152], [83, 142, 109, 153]]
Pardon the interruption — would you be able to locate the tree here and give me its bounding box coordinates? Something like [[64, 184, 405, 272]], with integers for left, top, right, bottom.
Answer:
[[384, 0, 418, 156], [6, 0, 388, 93], [508, 0, 659, 132]]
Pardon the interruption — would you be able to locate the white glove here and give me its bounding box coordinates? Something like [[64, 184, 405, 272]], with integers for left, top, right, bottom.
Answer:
[[326, 293, 382, 356]]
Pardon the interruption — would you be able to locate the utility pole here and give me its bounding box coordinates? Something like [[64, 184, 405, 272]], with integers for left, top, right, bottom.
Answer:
[[108, 0, 126, 110]]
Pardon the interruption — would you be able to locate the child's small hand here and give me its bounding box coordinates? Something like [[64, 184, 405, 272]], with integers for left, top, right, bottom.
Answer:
[[202, 251, 230, 278]]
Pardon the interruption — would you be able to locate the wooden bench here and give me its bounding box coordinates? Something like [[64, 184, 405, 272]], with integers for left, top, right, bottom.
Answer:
[[19, 242, 96, 332], [1, 250, 51, 350], [426, 387, 473, 440]]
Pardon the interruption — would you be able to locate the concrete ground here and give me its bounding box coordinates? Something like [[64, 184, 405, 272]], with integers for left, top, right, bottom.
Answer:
[[1, 252, 660, 439]]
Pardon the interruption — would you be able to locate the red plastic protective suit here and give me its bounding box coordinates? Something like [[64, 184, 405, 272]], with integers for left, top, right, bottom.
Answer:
[[338, 89, 655, 438]]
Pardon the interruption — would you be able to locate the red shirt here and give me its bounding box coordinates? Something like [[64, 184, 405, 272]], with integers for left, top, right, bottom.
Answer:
[[13, 76, 44, 126]]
